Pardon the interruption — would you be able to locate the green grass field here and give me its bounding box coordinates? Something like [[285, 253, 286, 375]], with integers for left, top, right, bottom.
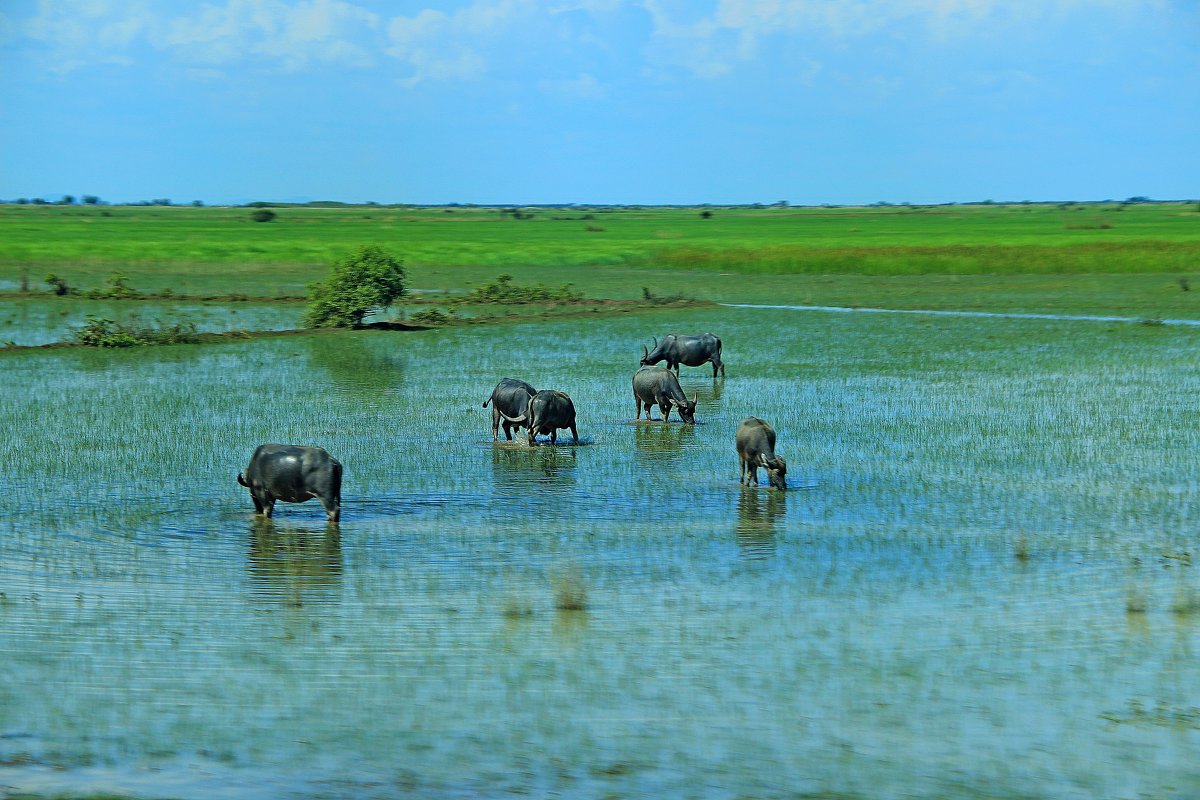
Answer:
[[2, 201, 1199, 315]]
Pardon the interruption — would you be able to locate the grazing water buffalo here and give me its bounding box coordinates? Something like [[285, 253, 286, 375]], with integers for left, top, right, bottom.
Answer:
[[736, 418, 787, 490], [237, 444, 343, 521], [632, 366, 698, 424], [641, 333, 725, 377], [483, 377, 537, 441], [527, 390, 579, 446]]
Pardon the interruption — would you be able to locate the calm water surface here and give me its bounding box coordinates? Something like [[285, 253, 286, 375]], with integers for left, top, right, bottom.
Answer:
[[1, 308, 1199, 798]]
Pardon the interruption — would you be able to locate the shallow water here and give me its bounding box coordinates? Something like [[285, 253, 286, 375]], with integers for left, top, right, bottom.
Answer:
[[2, 308, 1199, 798], [0, 298, 302, 346]]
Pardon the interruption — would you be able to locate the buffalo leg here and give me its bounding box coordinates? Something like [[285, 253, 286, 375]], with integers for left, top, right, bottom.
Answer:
[[570, 424, 579, 443], [662, 403, 672, 423], [550, 430, 557, 444]]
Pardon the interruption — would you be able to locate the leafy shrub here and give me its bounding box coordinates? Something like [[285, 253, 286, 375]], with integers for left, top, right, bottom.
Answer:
[[304, 245, 407, 328], [70, 316, 200, 347], [461, 274, 582, 304], [250, 209, 276, 222], [641, 286, 691, 305], [410, 307, 455, 325], [86, 272, 143, 299], [44, 273, 71, 296]]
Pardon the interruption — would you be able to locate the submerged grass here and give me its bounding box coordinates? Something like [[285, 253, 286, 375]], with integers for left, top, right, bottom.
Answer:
[[2, 307, 1200, 796]]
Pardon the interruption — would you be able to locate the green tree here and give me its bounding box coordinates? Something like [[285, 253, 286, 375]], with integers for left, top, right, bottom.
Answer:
[[304, 245, 407, 328]]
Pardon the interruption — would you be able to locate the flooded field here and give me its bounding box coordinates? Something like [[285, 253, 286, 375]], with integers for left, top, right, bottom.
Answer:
[[2, 306, 1199, 799], [0, 298, 303, 347]]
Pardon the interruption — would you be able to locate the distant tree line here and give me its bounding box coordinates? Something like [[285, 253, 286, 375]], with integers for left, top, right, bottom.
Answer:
[[0, 195, 1194, 209]]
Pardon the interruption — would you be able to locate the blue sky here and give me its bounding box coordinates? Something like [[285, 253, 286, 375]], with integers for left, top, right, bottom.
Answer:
[[1, 0, 1196, 205]]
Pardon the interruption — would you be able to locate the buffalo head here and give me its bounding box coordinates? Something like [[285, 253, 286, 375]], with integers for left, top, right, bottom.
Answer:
[[763, 455, 787, 490], [678, 392, 699, 424]]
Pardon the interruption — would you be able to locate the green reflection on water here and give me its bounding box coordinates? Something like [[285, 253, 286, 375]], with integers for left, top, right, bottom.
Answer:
[[0, 298, 302, 346]]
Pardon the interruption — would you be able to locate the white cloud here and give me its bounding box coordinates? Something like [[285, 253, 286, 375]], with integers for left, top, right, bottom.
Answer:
[[157, 0, 381, 70], [642, 0, 1156, 77], [12, 0, 383, 72], [384, 0, 538, 85]]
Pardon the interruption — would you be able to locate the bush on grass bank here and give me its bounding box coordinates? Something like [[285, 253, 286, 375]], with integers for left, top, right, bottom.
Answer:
[[304, 245, 407, 328], [459, 273, 582, 304], [86, 272, 143, 299], [70, 316, 201, 347]]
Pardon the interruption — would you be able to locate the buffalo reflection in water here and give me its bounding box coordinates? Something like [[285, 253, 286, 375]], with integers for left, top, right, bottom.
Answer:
[[632, 420, 696, 470], [686, 375, 725, 405], [491, 443, 577, 496], [247, 518, 343, 606], [736, 488, 786, 559]]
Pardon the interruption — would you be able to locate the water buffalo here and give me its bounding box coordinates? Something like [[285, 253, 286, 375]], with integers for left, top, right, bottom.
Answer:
[[632, 366, 698, 424], [641, 333, 725, 377], [483, 377, 537, 441], [527, 390, 579, 446], [736, 418, 787, 490], [237, 444, 343, 521]]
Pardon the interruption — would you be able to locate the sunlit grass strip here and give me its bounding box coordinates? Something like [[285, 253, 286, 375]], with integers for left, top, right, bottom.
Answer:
[[650, 241, 1200, 275]]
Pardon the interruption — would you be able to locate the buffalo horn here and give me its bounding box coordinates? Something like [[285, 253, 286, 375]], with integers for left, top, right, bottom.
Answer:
[[642, 344, 648, 360]]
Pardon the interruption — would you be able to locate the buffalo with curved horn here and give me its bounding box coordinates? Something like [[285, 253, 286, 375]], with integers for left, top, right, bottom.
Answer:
[[633, 365, 698, 424], [483, 378, 537, 441], [640, 333, 725, 377], [735, 418, 787, 490]]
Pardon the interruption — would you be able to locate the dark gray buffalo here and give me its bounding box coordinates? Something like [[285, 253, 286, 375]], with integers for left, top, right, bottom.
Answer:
[[735, 418, 787, 490], [641, 333, 725, 377], [527, 390, 579, 446], [237, 444, 343, 521], [483, 377, 537, 441], [633, 366, 698, 424]]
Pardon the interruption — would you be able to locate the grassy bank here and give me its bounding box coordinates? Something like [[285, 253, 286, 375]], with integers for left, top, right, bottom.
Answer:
[[2, 202, 1197, 297]]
